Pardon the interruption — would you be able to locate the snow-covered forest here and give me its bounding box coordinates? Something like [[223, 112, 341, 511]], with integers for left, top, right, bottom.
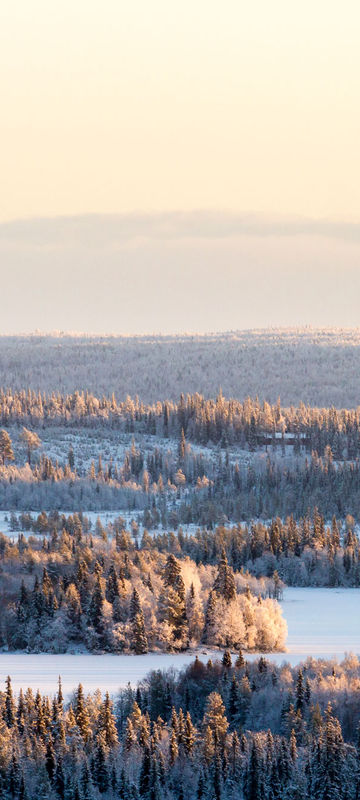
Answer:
[[2, 389, 360, 520], [1, 360, 360, 798], [2, 328, 360, 406], [0, 513, 286, 655], [1, 652, 360, 799]]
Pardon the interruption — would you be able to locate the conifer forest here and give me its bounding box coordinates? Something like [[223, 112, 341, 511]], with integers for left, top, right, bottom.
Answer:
[[0, 363, 360, 799]]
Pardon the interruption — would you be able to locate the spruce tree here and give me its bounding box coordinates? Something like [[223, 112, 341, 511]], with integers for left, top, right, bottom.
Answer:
[[98, 692, 118, 748], [222, 650, 232, 669], [92, 734, 109, 793], [295, 669, 304, 713], [203, 692, 228, 748], [5, 675, 16, 727], [213, 551, 236, 602], [184, 711, 196, 756], [132, 612, 148, 654], [130, 587, 142, 621], [54, 758, 65, 799], [0, 429, 14, 465], [228, 675, 239, 727], [203, 589, 217, 643], [246, 737, 263, 800], [80, 760, 94, 800], [8, 752, 21, 797], [75, 684, 92, 743], [139, 746, 151, 797], [45, 736, 56, 782]]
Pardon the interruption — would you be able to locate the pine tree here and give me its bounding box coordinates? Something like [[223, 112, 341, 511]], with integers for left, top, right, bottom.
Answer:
[[54, 758, 65, 799], [92, 733, 109, 793], [187, 583, 205, 643], [228, 675, 239, 727], [229, 731, 241, 777], [8, 752, 21, 797], [139, 746, 151, 797], [235, 649, 245, 669], [20, 427, 41, 465], [130, 587, 142, 621], [179, 429, 186, 461], [68, 444, 75, 470], [203, 589, 217, 643], [57, 676, 64, 714], [98, 692, 118, 748], [213, 550, 236, 602], [203, 693, 228, 748], [304, 678, 311, 706], [0, 429, 14, 465], [222, 650, 232, 669], [45, 736, 56, 782], [295, 669, 304, 713], [87, 576, 106, 646], [238, 676, 251, 727], [17, 688, 25, 734], [158, 584, 188, 647], [184, 711, 196, 756], [163, 555, 184, 600], [169, 728, 179, 766], [132, 612, 148, 654], [246, 737, 263, 800], [106, 565, 121, 603], [125, 718, 136, 751], [75, 684, 92, 743], [177, 708, 185, 746], [5, 675, 16, 727]]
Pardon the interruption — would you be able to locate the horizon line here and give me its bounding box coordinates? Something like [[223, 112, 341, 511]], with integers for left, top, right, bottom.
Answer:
[[1, 326, 360, 339]]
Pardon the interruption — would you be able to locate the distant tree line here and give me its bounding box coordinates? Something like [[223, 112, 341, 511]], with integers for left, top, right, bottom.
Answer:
[[1, 389, 360, 460]]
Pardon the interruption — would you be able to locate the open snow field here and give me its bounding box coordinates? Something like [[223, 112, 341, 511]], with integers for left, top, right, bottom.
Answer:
[[0, 587, 359, 696], [279, 587, 360, 660]]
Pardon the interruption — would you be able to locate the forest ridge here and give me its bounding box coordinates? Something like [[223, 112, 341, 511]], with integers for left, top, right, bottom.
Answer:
[[1, 328, 360, 406]]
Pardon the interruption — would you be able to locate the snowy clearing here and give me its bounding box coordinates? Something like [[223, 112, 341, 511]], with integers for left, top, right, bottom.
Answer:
[[278, 587, 360, 659], [1, 587, 359, 695]]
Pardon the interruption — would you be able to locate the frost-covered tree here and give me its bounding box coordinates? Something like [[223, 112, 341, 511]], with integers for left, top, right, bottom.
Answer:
[[0, 429, 14, 465]]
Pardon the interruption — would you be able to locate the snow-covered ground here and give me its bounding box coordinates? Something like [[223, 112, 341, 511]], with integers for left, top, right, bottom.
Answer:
[[1, 587, 359, 696], [279, 587, 360, 660]]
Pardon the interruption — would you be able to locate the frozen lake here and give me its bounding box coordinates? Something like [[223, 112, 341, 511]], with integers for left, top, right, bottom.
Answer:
[[280, 586, 360, 659], [0, 587, 359, 695]]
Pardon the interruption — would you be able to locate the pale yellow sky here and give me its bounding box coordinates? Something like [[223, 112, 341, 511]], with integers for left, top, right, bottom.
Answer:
[[1, 0, 360, 222]]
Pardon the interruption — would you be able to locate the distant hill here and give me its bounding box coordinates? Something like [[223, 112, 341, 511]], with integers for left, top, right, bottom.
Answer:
[[1, 328, 360, 407]]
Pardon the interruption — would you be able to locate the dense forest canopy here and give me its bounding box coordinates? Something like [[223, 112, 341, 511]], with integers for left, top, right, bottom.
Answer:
[[1, 653, 360, 799], [0, 514, 286, 655], [1, 328, 360, 406]]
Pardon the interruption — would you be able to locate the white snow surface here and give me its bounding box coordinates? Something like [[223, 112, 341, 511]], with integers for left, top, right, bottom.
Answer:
[[279, 587, 360, 658], [1, 587, 360, 696]]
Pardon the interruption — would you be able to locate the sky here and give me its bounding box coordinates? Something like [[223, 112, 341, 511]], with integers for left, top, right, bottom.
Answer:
[[1, 1, 359, 333]]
